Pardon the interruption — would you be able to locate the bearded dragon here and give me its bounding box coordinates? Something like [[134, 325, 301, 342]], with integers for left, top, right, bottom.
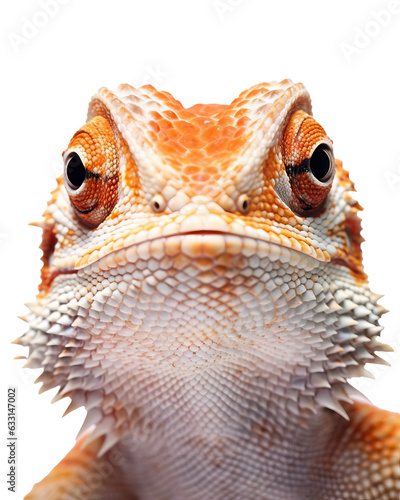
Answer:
[[19, 80, 400, 499]]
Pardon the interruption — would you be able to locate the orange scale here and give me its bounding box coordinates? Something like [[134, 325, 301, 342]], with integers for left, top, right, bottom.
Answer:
[[191, 117, 217, 127], [77, 253, 90, 268], [235, 109, 250, 120], [179, 135, 204, 149], [149, 111, 163, 120], [233, 127, 246, 138], [187, 149, 206, 161], [313, 248, 325, 260], [157, 119, 174, 130], [184, 166, 200, 175], [160, 140, 187, 155], [218, 115, 235, 127], [188, 184, 208, 194], [153, 91, 171, 103], [123, 154, 140, 190], [280, 227, 296, 239], [176, 110, 194, 121], [146, 131, 158, 144], [157, 143, 180, 157], [167, 102, 185, 114], [163, 110, 178, 120], [155, 130, 170, 144], [229, 137, 247, 152], [191, 173, 210, 183], [221, 126, 237, 138], [387, 435, 400, 450], [246, 88, 264, 99], [186, 103, 226, 117], [207, 151, 231, 163], [165, 128, 181, 141], [174, 120, 200, 135], [322, 250, 331, 261], [299, 240, 312, 254], [264, 190, 277, 202], [205, 138, 231, 155], [168, 158, 185, 169], [228, 134, 251, 150], [232, 99, 249, 109], [200, 126, 222, 142], [243, 219, 259, 229]]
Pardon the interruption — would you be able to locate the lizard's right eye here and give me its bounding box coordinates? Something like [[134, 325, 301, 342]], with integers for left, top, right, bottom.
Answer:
[[65, 152, 86, 190], [62, 115, 120, 228]]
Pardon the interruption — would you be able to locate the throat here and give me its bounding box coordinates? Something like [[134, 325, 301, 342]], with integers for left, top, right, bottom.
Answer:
[[71, 247, 362, 443], [109, 369, 345, 500]]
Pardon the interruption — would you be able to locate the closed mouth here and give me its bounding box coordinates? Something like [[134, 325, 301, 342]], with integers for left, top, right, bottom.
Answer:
[[72, 228, 325, 276]]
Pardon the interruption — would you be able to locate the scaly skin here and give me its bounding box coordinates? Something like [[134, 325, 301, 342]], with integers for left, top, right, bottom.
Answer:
[[19, 80, 400, 499]]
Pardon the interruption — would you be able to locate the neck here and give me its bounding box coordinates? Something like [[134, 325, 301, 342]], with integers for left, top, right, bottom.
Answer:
[[110, 367, 351, 500]]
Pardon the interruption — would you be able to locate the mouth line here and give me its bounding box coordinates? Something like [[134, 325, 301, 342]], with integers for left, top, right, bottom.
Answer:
[[80, 228, 327, 270], [50, 229, 330, 284]]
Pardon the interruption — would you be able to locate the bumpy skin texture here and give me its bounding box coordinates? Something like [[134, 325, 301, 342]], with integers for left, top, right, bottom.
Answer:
[[19, 80, 400, 499]]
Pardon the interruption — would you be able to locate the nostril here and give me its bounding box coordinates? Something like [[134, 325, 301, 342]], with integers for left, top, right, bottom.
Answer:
[[237, 194, 251, 214], [150, 194, 167, 213]]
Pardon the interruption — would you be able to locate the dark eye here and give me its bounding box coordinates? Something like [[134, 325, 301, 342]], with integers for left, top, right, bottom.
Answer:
[[280, 110, 336, 215], [65, 152, 86, 190], [309, 144, 335, 183]]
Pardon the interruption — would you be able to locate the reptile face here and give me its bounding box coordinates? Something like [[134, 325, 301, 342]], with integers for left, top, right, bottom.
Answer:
[[21, 81, 399, 500], [43, 81, 362, 275]]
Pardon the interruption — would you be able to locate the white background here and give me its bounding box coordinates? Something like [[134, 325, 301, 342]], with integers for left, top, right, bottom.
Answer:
[[2, 0, 400, 497]]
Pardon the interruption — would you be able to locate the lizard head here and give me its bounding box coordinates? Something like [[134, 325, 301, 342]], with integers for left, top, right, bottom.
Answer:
[[19, 80, 389, 453]]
